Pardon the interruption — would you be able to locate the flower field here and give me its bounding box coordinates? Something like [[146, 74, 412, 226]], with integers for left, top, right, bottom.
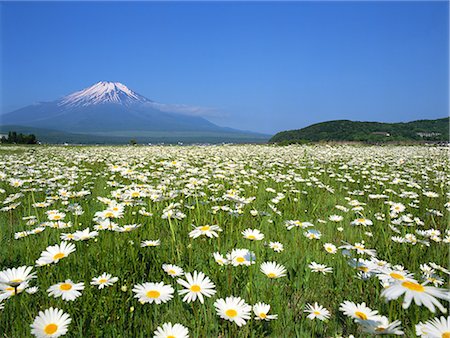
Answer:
[[0, 144, 448, 337]]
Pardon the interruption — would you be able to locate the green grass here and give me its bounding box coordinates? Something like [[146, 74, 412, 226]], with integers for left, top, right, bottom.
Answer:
[[0, 144, 448, 337]]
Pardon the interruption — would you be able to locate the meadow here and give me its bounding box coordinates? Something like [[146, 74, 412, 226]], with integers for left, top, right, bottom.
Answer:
[[0, 144, 448, 337]]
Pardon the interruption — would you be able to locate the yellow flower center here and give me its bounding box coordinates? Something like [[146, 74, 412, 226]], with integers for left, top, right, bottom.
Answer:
[[267, 273, 277, 278], [105, 212, 114, 218], [442, 332, 450, 338], [167, 336, 176, 338], [190, 284, 201, 292], [236, 257, 245, 263], [98, 279, 107, 284], [390, 272, 405, 280], [44, 323, 58, 334], [226, 309, 238, 318], [247, 235, 256, 240], [131, 192, 140, 197], [168, 270, 176, 275], [53, 252, 65, 260], [402, 281, 424, 292], [259, 312, 267, 319], [313, 311, 321, 315], [146, 290, 160, 298], [11, 279, 22, 283], [355, 311, 368, 320], [326, 247, 333, 252], [200, 225, 210, 231], [375, 327, 386, 332], [358, 266, 369, 273], [59, 283, 72, 291], [357, 218, 365, 223]]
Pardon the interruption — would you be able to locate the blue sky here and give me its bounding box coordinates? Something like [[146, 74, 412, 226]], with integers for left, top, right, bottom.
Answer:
[[1, 1, 448, 134]]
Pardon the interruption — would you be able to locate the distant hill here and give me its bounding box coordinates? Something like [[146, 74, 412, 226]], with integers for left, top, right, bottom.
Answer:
[[269, 118, 449, 143]]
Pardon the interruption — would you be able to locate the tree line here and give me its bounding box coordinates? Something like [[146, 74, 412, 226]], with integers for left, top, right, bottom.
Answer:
[[1, 131, 38, 144]]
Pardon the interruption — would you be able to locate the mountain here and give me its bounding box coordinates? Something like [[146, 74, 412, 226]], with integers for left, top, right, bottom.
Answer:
[[1, 81, 269, 143], [269, 118, 449, 143]]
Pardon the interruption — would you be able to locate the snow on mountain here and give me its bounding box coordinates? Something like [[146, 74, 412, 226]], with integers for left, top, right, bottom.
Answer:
[[58, 81, 151, 107]]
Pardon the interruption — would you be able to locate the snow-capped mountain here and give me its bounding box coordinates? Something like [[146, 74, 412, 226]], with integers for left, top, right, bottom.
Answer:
[[0, 81, 269, 143], [58, 81, 151, 107]]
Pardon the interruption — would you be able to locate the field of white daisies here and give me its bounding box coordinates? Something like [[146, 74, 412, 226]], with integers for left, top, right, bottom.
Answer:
[[0, 144, 449, 337]]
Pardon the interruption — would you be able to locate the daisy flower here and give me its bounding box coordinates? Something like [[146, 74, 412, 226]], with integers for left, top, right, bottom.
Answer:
[[177, 271, 216, 304], [304, 302, 331, 321], [323, 243, 337, 254], [350, 218, 373, 226], [329, 215, 343, 222], [268, 241, 284, 252], [213, 252, 229, 266], [132, 282, 174, 304], [0, 265, 36, 287], [47, 280, 84, 301], [381, 280, 449, 313], [242, 228, 264, 241], [260, 262, 287, 279], [188, 224, 222, 239], [227, 249, 256, 266], [308, 262, 333, 274], [415, 316, 450, 337], [26, 286, 39, 294], [30, 307, 71, 338], [214, 296, 251, 327], [162, 264, 184, 278], [359, 316, 404, 335], [36, 241, 76, 266], [339, 301, 380, 322], [253, 302, 278, 320], [153, 322, 189, 338], [90, 273, 118, 289], [73, 228, 98, 241], [141, 240, 160, 247]]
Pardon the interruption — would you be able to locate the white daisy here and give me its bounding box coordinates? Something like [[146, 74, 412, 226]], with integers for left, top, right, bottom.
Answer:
[[177, 271, 216, 304]]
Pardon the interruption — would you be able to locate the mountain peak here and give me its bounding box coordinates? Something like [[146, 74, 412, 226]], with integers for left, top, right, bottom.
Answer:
[[58, 81, 151, 107]]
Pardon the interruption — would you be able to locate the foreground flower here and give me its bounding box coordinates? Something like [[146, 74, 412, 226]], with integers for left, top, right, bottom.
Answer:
[[153, 322, 189, 338], [416, 316, 450, 337], [227, 249, 256, 266], [36, 241, 76, 266], [214, 296, 251, 327], [30, 307, 71, 338], [260, 262, 286, 279], [242, 228, 264, 241], [47, 280, 84, 301], [141, 240, 160, 247], [323, 243, 337, 254], [0, 266, 36, 287], [132, 282, 174, 304], [177, 271, 216, 304], [339, 301, 379, 322], [162, 264, 184, 278], [213, 252, 229, 266], [360, 316, 404, 335], [90, 273, 118, 289], [308, 262, 333, 274], [351, 218, 373, 226], [304, 302, 330, 321], [253, 302, 278, 321], [268, 241, 284, 252], [189, 224, 222, 239], [381, 280, 449, 313]]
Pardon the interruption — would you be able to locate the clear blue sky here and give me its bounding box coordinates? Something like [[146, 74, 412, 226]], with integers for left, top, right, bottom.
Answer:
[[1, 1, 448, 134]]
